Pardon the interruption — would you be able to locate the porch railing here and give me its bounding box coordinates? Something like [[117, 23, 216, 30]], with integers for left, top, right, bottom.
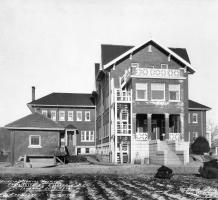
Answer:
[[115, 89, 131, 102], [134, 132, 181, 141], [169, 133, 181, 141]]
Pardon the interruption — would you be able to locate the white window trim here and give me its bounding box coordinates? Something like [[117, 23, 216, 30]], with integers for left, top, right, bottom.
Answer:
[[85, 111, 91, 121], [136, 83, 148, 101], [81, 131, 94, 142], [192, 113, 198, 124], [59, 111, 65, 121], [42, 110, 47, 117], [76, 111, 82, 121], [151, 83, 165, 101], [68, 111, 74, 121], [51, 110, 56, 121], [28, 135, 41, 148], [169, 84, 180, 102]]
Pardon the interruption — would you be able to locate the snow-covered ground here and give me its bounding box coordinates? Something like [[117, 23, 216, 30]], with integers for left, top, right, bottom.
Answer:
[[0, 175, 218, 199]]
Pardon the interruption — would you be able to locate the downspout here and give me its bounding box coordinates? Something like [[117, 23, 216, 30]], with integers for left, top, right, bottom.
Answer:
[[109, 71, 111, 162]]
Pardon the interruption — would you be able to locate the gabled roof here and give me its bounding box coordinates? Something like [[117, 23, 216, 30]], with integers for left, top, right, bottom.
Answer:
[[101, 44, 133, 65], [103, 39, 194, 74], [5, 112, 63, 130], [28, 93, 95, 107], [188, 100, 211, 110]]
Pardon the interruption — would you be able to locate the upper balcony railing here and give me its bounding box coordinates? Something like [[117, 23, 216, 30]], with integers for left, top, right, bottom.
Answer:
[[114, 89, 132, 102], [121, 66, 185, 87]]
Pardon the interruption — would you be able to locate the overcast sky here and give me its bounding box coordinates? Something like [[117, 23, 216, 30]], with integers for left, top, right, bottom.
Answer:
[[0, 0, 218, 126]]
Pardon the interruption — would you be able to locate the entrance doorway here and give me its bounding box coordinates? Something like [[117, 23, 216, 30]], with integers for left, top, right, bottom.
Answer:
[[152, 114, 165, 140]]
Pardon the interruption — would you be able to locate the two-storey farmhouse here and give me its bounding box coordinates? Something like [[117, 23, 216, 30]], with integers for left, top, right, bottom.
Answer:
[[2, 39, 210, 166]]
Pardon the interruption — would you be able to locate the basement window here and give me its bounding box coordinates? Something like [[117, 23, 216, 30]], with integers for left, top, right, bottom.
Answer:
[[29, 135, 41, 148]]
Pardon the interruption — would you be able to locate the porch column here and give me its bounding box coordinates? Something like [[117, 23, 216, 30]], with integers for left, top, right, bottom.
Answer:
[[180, 113, 184, 141], [147, 114, 152, 140], [65, 130, 68, 146], [165, 113, 170, 140]]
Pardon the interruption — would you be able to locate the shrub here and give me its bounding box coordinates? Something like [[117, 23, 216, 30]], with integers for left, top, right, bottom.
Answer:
[[191, 136, 210, 155]]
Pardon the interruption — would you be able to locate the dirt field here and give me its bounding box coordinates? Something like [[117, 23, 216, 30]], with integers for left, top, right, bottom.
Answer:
[[0, 174, 218, 199]]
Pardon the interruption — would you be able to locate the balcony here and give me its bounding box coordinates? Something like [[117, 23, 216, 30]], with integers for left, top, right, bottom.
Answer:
[[114, 89, 131, 102], [121, 66, 185, 87]]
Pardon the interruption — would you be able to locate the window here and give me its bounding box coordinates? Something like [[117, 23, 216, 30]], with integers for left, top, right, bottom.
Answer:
[[76, 111, 82, 121], [42, 110, 47, 117], [193, 113, 198, 123], [86, 148, 90, 154], [81, 131, 95, 142], [85, 111, 91, 121], [77, 148, 81, 155], [68, 111, 73, 121], [51, 110, 56, 121], [151, 83, 165, 101], [29, 135, 41, 148], [169, 84, 180, 101], [59, 111, 65, 121], [136, 83, 147, 100], [193, 132, 198, 140]]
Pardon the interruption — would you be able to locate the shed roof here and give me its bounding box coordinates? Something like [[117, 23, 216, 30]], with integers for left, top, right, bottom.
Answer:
[[188, 100, 211, 110]]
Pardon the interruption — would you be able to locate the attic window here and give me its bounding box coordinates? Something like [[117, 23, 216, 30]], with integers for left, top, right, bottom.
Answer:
[[148, 45, 152, 52]]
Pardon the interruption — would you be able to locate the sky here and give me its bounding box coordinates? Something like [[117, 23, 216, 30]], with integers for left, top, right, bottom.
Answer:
[[0, 0, 218, 126]]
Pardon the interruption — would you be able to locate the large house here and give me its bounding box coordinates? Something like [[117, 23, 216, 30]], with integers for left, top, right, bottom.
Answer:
[[2, 39, 210, 165]]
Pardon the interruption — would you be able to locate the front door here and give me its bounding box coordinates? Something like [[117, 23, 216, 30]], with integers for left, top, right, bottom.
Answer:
[[66, 130, 76, 155]]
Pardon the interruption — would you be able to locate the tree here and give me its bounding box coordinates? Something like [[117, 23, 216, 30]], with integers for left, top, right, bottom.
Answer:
[[191, 136, 210, 155], [207, 120, 218, 142]]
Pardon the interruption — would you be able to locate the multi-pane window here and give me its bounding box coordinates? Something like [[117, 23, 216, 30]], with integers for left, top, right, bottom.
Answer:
[[29, 135, 41, 148], [151, 83, 165, 100], [193, 113, 198, 123], [68, 111, 73, 121], [169, 84, 180, 101], [76, 111, 82, 121], [42, 110, 47, 117], [136, 83, 147, 100], [81, 131, 95, 142], [51, 110, 56, 121], [59, 111, 65, 121], [85, 111, 91, 121]]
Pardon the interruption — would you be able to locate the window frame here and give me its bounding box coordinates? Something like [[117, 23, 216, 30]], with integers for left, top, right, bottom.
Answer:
[[151, 83, 165, 101], [135, 83, 148, 101], [51, 110, 56, 121], [81, 131, 95, 142], [41, 110, 47, 117], [85, 148, 90, 154], [59, 111, 65, 121], [85, 111, 91, 121], [169, 84, 180, 102], [192, 113, 198, 124], [68, 111, 74, 121], [28, 135, 41, 148], [76, 111, 82, 121]]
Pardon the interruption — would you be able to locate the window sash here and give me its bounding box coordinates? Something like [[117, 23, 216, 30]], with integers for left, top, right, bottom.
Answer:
[[29, 135, 41, 147], [136, 83, 147, 100], [193, 113, 198, 123], [68, 111, 73, 121], [85, 111, 90, 121], [77, 111, 82, 121], [59, 111, 65, 121], [42, 110, 47, 117], [81, 131, 94, 142], [169, 84, 180, 101], [151, 83, 165, 100], [51, 111, 56, 121]]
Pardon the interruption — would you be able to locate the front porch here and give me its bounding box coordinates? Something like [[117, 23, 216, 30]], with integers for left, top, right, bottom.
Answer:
[[135, 113, 184, 142]]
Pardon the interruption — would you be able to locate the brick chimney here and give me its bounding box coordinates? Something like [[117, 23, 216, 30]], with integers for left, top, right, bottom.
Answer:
[[32, 86, 35, 101]]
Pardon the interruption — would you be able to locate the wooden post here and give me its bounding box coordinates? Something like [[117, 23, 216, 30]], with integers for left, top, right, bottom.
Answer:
[[165, 113, 169, 140], [147, 114, 152, 140]]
